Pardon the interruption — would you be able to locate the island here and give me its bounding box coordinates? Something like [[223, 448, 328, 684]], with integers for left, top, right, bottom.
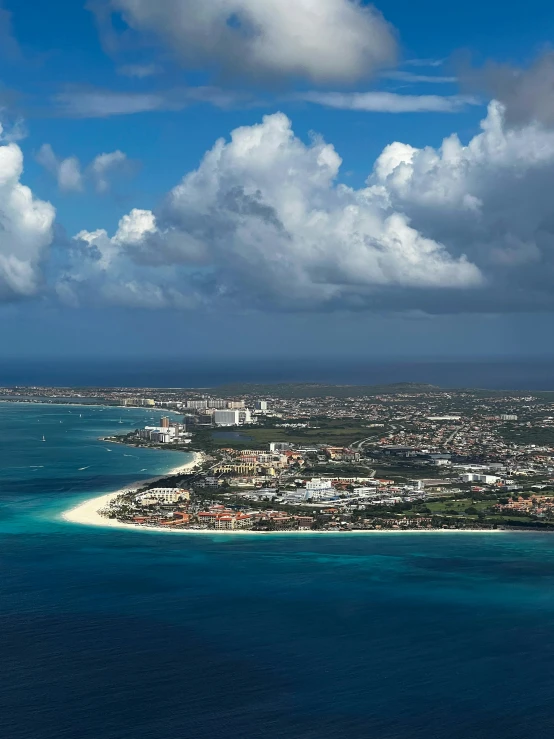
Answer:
[[5, 380, 551, 534]]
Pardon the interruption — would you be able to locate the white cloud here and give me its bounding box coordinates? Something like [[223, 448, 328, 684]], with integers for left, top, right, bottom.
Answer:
[[37, 144, 129, 193], [61, 216, 200, 309], [101, 0, 397, 84], [367, 100, 554, 309], [53, 86, 253, 118], [380, 71, 457, 84], [65, 112, 482, 311], [296, 91, 478, 113], [91, 150, 127, 192], [0, 118, 27, 143], [37, 144, 83, 192], [61, 102, 554, 314], [55, 90, 165, 118], [0, 140, 55, 300]]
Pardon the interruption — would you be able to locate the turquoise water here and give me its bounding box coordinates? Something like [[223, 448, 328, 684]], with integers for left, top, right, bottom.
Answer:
[[0, 402, 190, 532], [2, 403, 554, 738]]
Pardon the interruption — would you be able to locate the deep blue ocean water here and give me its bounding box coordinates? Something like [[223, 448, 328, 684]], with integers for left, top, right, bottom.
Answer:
[[3, 356, 554, 389], [2, 403, 554, 738]]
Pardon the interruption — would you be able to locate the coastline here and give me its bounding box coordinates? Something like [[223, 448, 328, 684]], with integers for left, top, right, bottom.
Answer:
[[58, 418, 541, 538], [62, 451, 205, 530], [62, 461, 506, 534]]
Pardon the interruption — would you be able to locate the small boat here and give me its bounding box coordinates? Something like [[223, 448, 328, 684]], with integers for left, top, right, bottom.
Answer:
[[42, 435, 46, 442]]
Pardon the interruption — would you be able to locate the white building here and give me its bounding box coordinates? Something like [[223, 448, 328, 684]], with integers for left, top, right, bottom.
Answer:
[[305, 478, 334, 500], [214, 410, 241, 426], [186, 400, 208, 409], [500, 414, 518, 421], [461, 474, 499, 485], [282, 490, 312, 503], [270, 442, 292, 452], [137, 488, 190, 504], [208, 399, 228, 409], [213, 409, 253, 426], [353, 486, 380, 496], [139, 426, 177, 442], [255, 401, 268, 411], [240, 409, 252, 425]]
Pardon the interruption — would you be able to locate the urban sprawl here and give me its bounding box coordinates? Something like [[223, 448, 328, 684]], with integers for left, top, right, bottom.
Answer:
[[6, 382, 554, 532]]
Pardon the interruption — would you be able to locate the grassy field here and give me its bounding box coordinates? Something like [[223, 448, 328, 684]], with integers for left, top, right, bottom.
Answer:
[[422, 498, 535, 524], [208, 425, 376, 448], [425, 498, 491, 514]]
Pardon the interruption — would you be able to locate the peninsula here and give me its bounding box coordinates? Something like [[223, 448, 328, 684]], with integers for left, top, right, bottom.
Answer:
[[33, 380, 554, 534]]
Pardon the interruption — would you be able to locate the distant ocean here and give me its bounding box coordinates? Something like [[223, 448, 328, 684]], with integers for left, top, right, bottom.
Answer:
[[2, 356, 554, 389], [4, 403, 554, 739]]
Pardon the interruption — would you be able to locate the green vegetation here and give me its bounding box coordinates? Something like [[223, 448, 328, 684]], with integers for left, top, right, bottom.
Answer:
[[203, 424, 379, 449], [499, 425, 554, 446]]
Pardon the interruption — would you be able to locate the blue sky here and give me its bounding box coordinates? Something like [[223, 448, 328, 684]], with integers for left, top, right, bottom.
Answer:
[[2, 0, 554, 360]]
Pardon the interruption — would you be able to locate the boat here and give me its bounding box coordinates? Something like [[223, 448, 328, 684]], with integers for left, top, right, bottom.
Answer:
[[42, 435, 46, 442]]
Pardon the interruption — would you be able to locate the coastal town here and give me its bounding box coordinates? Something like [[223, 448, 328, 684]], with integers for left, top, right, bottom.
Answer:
[[7, 381, 554, 533]]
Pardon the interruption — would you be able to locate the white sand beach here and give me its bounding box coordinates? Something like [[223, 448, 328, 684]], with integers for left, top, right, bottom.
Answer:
[[62, 450, 506, 536], [62, 451, 205, 530]]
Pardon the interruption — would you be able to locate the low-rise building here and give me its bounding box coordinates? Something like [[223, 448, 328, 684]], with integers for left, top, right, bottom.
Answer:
[[138, 488, 190, 505]]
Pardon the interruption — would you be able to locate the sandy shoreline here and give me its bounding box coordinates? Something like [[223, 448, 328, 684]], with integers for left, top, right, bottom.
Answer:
[[62, 452, 206, 530], [62, 458, 506, 535], [60, 451, 510, 537]]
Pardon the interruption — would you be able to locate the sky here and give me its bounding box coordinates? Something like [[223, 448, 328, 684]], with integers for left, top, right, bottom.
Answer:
[[2, 0, 554, 361]]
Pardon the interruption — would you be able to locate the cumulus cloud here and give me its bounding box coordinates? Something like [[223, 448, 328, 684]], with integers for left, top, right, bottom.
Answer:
[[37, 144, 83, 191], [0, 139, 55, 300], [96, 0, 397, 84], [59, 214, 201, 309], [63, 112, 483, 311], [296, 91, 477, 113], [369, 100, 554, 310], [90, 150, 127, 192], [37, 144, 128, 193], [60, 102, 554, 314]]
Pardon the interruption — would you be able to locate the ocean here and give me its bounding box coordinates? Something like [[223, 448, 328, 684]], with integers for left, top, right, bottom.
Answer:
[[2, 402, 554, 738], [3, 356, 554, 389]]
